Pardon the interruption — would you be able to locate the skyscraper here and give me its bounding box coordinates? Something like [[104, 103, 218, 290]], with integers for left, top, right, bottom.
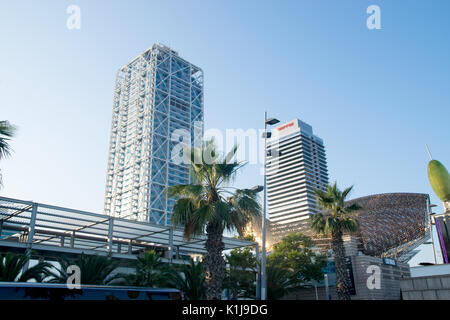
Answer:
[[104, 44, 204, 224], [266, 118, 328, 240]]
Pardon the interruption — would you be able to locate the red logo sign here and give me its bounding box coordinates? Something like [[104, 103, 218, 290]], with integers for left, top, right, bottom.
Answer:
[[277, 122, 294, 131]]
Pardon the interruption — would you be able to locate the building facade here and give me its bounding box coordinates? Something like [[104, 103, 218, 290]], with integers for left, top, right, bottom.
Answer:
[[104, 44, 204, 224], [266, 119, 328, 240]]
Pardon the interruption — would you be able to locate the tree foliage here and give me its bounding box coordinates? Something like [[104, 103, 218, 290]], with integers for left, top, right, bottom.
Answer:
[[224, 247, 257, 299], [267, 232, 327, 299], [0, 120, 16, 188], [167, 259, 206, 300], [119, 250, 171, 287], [48, 253, 120, 285], [0, 252, 53, 282]]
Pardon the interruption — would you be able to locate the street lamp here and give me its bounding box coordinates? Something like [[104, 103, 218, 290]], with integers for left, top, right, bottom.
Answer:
[[250, 184, 264, 300], [266, 118, 280, 126], [260, 112, 279, 300], [251, 185, 264, 193]]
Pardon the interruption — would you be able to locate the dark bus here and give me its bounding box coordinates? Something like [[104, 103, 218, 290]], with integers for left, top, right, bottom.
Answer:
[[0, 282, 182, 300]]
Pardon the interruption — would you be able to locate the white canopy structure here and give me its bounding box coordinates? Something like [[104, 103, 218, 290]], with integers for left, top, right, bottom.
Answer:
[[0, 196, 256, 261]]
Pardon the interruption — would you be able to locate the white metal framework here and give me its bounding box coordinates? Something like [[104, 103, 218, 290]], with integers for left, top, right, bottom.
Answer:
[[0, 196, 255, 259], [104, 44, 204, 225]]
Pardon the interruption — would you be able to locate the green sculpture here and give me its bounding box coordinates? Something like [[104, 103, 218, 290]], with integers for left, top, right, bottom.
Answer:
[[428, 159, 450, 202]]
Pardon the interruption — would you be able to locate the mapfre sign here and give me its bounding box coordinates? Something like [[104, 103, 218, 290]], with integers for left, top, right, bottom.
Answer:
[[273, 119, 301, 138], [277, 122, 294, 131]]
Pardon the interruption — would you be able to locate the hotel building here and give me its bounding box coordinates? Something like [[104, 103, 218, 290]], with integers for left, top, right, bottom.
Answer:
[[104, 44, 204, 225]]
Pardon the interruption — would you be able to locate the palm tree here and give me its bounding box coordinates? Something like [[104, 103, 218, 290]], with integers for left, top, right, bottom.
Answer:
[[266, 263, 299, 300], [167, 259, 206, 300], [48, 253, 120, 285], [167, 141, 261, 300], [310, 182, 361, 300], [121, 250, 171, 287], [0, 120, 16, 188], [0, 252, 53, 282]]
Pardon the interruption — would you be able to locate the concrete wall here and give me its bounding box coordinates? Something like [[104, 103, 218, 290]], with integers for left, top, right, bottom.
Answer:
[[401, 275, 450, 300], [410, 264, 450, 277], [350, 255, 410, 300], [285, 286, 338, 300]]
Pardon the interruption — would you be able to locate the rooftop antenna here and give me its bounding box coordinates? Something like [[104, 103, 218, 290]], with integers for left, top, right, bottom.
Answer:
[[426, 144, 433, 160]]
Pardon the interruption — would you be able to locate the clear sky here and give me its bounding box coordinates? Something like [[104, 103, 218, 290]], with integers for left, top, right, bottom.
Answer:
[[1, 1, 449, 265]]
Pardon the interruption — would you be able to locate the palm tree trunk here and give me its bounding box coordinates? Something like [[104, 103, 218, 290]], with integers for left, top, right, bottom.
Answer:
[[204, 222, 225, 300], [331, 229, 351, 300]]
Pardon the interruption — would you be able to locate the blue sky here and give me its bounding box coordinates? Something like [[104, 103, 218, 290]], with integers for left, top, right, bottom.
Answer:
[[1, 1, 449, 265]]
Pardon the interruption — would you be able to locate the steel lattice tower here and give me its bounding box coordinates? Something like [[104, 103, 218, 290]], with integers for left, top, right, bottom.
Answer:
[[104, 44, 204, 224]]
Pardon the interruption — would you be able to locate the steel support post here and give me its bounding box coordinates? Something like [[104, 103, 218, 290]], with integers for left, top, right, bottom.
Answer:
[[23, 202, 38, 272], [168, 227, 174, 263], [70, 231, 75, 248], [108, 217, 114, 253], [27, 203, 38, 248]]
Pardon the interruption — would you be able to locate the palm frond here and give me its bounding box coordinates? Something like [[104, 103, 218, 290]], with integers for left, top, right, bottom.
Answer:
[[0, 252, 52, 282], [310, 213, 326, 234], [224, 144, 238, 164], [341, 216, 359, 233], [311, 182, 362, 237], [48, 253, 119, 285], [167, 259, 206, 300], [0, 121, 16, 161], [345, 203, 362, 213], [167, 184, 204, 199], [341, 185, 354, 201]]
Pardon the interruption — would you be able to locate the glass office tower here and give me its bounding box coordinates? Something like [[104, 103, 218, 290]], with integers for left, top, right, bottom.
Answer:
[[104, 44, 204, 225], [266, 119, 328, 240]]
